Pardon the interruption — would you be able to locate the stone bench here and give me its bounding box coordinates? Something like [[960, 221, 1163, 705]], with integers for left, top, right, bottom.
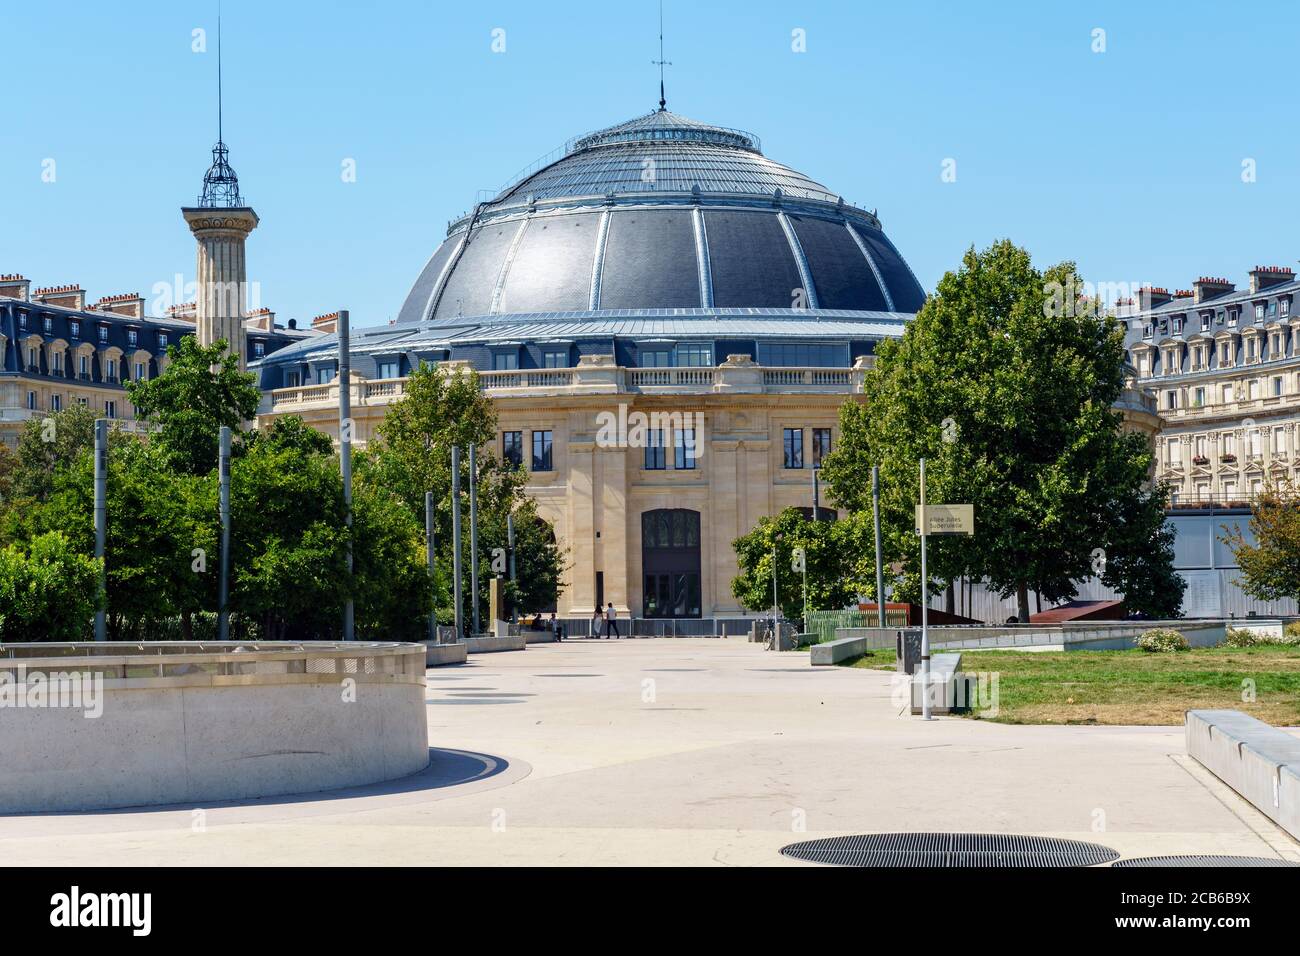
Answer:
[[1186, 710, 1300, 840], [909, 653, 964, 715], [420, 641, 468, 667], [464, 634, 526, 654], [811, 636, 869, 665]]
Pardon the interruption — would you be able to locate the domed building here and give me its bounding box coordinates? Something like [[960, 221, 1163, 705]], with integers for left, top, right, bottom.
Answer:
[[255, 106, 927, 631]]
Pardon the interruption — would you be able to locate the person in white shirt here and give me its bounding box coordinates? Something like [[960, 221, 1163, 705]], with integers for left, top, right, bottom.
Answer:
[[604, 602, 620, 639]]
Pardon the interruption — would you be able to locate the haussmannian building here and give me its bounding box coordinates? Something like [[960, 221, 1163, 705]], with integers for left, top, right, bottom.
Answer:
[[1121, 268, 1300, 507]]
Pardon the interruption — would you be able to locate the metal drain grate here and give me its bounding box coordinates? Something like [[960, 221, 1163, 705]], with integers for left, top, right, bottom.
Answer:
[[1113, 855, 1299, 868], [780, 833, 1120, 868]]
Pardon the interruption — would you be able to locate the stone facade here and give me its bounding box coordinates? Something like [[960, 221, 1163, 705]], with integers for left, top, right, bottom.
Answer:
[[258, 356, 866, 620]]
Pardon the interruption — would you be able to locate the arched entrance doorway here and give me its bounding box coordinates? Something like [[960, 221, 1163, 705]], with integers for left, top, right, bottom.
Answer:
[[641, 509, 702, 618]]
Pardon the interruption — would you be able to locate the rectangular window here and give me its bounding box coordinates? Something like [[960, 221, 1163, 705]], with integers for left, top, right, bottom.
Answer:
[[674, 428, 697, 470], [1273, 376, 1284, 397], [531, 430, 553, 471], [1193, 387, 1205, 407], [1248, 379, 1259, 400], [1166, 437, 1179, 466], [641, 349, 671, 368], [502, 431, 523, 467], [254, 341, 266, 358], [79, 354, 90, 378], [1222, 384, 1233, 404], [493, 352, 519, 371], [1282, 299, 1291, 317], [27, 347, 38, 370], [1256, 303, 1266, 321], [69, 321, 79, 340], [376, 360, 399, 379], [26, 391, 35, 411], [675, 344, 713, 367], [105, 401, 116, 419], [97, 325, 108, 343], [542, 349, 569, 369], [106, 359, 116, 381], [18, 314, 26, 331], [135, 362, 146, 382], [50, 394, 62, 412], [127, 329, 138, 347], [783, 428, 804, 469], [285, 370, 299, 388], [759, 342, 849, 367], [1164, 390, 1177, 409], [53, 352, 63, 374], [317, 366, 335, 384], [645, 430, 666, 470], [43, 317, 52, 333], [1275, 426, 1286, 456], [158, 332, 168, 349], [812, 427, 832, 467]]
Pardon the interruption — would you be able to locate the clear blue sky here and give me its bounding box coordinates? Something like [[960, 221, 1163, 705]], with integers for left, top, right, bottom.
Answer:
[[4, 0, 1297, 325]]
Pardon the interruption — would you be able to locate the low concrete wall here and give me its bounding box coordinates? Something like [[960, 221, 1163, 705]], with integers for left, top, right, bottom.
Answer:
[[0, 642, 429, 813], [837, 619, 1246, 653], [523, 629, 557, 644], [810, 636, 868, 665], [1186, 710, 1300, 840], [1231, 619, 1286, 639], [464, 634, 526, 654], [421, 641, 468, 666]]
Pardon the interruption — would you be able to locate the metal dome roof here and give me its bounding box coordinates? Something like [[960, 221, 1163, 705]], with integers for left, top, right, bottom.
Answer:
[[487, 109, 838, 209], [396, 109, 925, 326]]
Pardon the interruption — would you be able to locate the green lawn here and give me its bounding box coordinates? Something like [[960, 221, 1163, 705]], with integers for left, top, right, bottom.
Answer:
[[843, 645, 1300, 726]]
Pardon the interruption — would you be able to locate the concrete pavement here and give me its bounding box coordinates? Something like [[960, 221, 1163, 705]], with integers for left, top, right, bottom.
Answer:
[[1, 637, 1295, 866]]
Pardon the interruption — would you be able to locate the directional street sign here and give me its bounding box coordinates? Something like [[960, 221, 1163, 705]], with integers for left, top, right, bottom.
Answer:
[[915, 504, 974, 536]]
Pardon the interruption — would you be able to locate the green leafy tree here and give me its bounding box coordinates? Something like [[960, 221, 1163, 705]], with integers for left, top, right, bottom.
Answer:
[[364, 364, 566, 628], [1223, 480, 1300, 603], [8, 404, 99, 504], [731, 508, 857, 624], [22, 434, 211, 638], [821, 239, 1182, 621], [126, 337, 261, 475], [228, 417, 434, 639], [0, 532, 101, 640]]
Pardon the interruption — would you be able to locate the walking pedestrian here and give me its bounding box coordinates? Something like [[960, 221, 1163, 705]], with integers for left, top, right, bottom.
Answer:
[[604, 601, 621, 640]]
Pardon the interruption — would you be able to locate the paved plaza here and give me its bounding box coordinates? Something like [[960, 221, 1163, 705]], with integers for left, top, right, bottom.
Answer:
[[2, 638, 1297, 866]]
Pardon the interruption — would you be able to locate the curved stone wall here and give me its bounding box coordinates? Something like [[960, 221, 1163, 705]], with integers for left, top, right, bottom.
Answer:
[[0, 641, 429, 813]]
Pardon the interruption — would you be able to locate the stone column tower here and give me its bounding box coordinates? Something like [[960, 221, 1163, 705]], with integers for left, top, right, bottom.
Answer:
[[184, 10, 257, 371], [182, 204, 258, 371]]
